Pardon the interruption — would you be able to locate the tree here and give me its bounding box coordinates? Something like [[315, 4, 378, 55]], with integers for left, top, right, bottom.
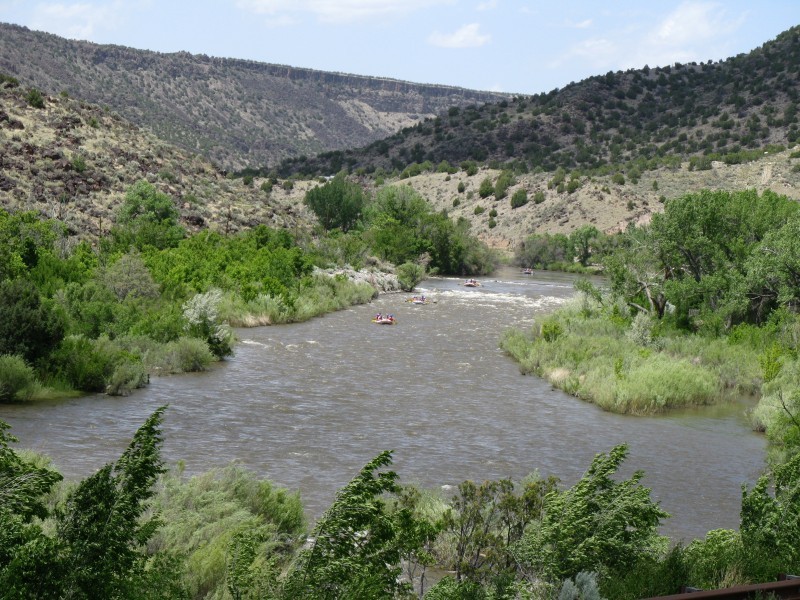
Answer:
[[0, 278, 64, 364], [280, 451, 435, 599], [478, 176, 494, 199], [739, 451, 800, 581], [516, 444, 668, 583], [303, 174, 366, 232], [102, 250, 160, 301], [110, 180, 185, 251], [0, 407, 173, 598], [396, 262, 426, 292], [55, 406, 170, 598], [569, 225, 600, 267], [510, 188, 528, 209]]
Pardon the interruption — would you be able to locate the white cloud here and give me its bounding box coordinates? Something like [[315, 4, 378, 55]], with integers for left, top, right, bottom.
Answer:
[[29, 1, 135, 39], [549, 37, 617, 70], [236, 0, 454, 24], [654, 1, 745, 48], [549, 1, 747, 80], [428, 23, 490, 48], [476, 0, 497, 11], [570, 18, 592, 30]]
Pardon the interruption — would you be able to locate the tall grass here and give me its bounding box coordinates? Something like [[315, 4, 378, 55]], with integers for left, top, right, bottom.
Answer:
[[220, 273, 376, 327], [500, 295, 761, 415]]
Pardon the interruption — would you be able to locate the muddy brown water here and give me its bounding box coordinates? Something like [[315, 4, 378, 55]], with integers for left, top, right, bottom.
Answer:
[[0, 267, 766, 542]]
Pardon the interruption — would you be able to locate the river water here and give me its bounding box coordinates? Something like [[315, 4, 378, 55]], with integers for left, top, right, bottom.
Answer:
[[0, 267, 766, 543]]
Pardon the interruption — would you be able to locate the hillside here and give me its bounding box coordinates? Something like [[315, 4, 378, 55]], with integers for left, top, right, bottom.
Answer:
[[272, 26, 800, 180], [0, 22, 507, 171], [0, 77, 319, 241], [3, 70, 800, 257]]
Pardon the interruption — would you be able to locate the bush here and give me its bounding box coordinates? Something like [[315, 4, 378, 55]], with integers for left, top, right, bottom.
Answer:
[[26, 88, 44, 108], [0, 354, 36, 402], [396, 262, 426, 292], [106, 361, 148, 396], [457, 181, 466, 193], [511, 189, 528, 209], [533, 191, 546, 204], [149, 337, 214, 374], [478, 177, 494, 198], [51, 335, 113, 392]]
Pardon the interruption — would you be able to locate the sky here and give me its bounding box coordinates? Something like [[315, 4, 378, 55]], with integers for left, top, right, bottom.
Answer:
[[0, 1, 797, 95]]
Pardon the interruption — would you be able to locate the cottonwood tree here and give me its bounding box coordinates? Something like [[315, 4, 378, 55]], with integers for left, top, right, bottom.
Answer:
[[303, 173, 366, 232]]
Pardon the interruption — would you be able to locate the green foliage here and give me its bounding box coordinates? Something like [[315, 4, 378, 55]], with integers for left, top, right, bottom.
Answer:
[[364, 185, 496, 275], [478, 176, 494, 198], [281, 451, 435, 599], [607, 189, 800, 328], [515, 232, 572, 270], [0, 408, 172, 598], [397, 262, 426, 292], [540, 319, 563, 342], [516, 444, 669, 583], [110, 180, 185, 251], [303, 173, 366, 232], [0, 72, 19, 87], [510, 188, 528, 209], [0, 278, 65, 364], [441, 474, 557, 588], [494, 170, 514, 199], [457, 181, 466, 193], [611, 173, 625, 185], [0, 355, 36, 402], [70, 154, 87, 173], [25, 88, 44, 108], [533, 190, 546, 204], [49, 335, 115, 392], [569, 225, 600, 267], [461, 161, 478, 176], [150, 463, 305, 599]]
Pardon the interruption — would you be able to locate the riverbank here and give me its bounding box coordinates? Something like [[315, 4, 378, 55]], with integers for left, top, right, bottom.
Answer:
[[500, 294, 767, 416]]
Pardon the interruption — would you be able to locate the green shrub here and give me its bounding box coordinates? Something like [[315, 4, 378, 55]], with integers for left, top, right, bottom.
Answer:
[[474, 205, 485, 215], [397, 262, 426, 292], [260, 180, 273, 193], [457, 181, 466, 193], [478, 177, 494, 198], [151, 337, 214, 374], [533, 190, 546, 204], [51, 335, 113, 392], [71, 154, 87, 173], [541, 319, 563, 342], [26, 88, 44, 108], [0, 354, 36, 402], [612, 173, 625, 185], [452, 197, 461, 207], [106, 361, 148, 396], [511, 189, 528, 209], [0, 73, 20, 87]]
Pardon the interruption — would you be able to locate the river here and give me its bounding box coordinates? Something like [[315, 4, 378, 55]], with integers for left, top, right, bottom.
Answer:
[[0, 267, 766, 543]]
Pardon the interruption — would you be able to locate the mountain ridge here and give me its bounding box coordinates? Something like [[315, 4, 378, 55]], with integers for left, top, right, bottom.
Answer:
[[0, 22, 508, 171]]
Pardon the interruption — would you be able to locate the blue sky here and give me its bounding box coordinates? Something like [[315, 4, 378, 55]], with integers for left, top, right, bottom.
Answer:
[[0, 1, 797, 95]]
